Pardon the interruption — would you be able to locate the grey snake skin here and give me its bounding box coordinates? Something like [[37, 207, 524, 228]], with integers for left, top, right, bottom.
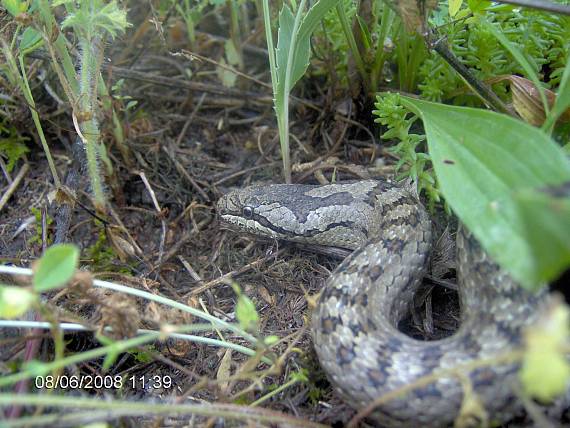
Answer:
[[217, 179, 550, 427]]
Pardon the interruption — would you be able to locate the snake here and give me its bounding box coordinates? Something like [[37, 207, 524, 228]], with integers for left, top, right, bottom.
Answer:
[[216, 179, 551, 427]]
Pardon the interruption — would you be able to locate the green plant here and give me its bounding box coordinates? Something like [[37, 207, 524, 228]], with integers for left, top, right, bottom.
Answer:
[[312, 0, 400, 93], [0, 243, 79, 320], [2, 0, 130, 212], [86, 226, 132, 273], [0, 257, 272, 377], [29, 207, 53, 246], [400, 95, 570, 288], [172, 0, 225, 45], [0, 121, 29, 172], [261, 0, 341, 182], [372, 93, 440, 208], [419, 6, 570, 109]]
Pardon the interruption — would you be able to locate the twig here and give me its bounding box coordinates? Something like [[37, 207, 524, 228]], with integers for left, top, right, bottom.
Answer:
[[162, 146, 210, 202], [138, 171, 166, 278], [0, 163, 29, 212], [0, 157, 12, 184], [173, 50, 273, 91], [425, 30, 516, 116], [212, 162, 279, 187], [515, 387, 559, 428], [186, 248, 286, 297], [26, 50, 322, 112], [174, 92, 206, 147], [160, 218, 210, 265]]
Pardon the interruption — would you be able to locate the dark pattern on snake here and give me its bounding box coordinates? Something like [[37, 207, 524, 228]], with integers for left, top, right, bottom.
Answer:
[[216, 179, 550, 427]]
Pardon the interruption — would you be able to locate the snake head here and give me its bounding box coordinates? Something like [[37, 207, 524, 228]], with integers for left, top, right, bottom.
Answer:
[[216, 181, 387, 249], [216, 186, 288, 239]]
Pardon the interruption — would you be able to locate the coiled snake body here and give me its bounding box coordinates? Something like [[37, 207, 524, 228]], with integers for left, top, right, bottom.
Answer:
[[217, 180, 548, 427]]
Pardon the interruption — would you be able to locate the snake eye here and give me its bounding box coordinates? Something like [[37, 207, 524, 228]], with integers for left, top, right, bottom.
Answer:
[[242, 206, 254, 219]]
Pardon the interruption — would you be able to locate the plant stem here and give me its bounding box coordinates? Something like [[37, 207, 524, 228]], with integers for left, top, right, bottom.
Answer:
[[98, 74, 130, 167], [250, 375, 302, 406], [0, 40, 62, 188], [261, 0, 293, 183], [0, 320, 261, 361], [0, 265, 259, 345], [0, 394, 328, 428], [426, 30, 514, 116], [0, 333, 160, 388], [77, 36, 106, 211], [38, 0, 78, 95], [228, 0, 244, 70]]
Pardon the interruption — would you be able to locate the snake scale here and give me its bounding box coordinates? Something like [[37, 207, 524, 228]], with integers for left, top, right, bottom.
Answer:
[[216, 179, 551, 427]]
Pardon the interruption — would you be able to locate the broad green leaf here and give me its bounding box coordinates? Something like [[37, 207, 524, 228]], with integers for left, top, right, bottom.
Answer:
[[33, 244, 79, 291], [399, 96, 570, 288], [20, 27, 43, 55], [0, 286, 35, 318], [515, 186, 570, 283]]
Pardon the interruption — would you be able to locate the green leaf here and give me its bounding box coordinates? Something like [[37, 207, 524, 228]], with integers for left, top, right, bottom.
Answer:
[[96, 334, 120, 370], [515, 187, 570, 283], [232, 284, 259, 333], [355, 15, 372, 50], [22, 360, 50, 377], [297, 0, 341, 42], [275, 4, 310, 101], [449, 0, 463, 16], [399, 96, 570, 289], [20, 27, 43, 55], [0, 286, 35, 318], [60, 0, 129, 40], [466, 0, 490, 14], [51, 0, 74, 6], [33, 244, 79, 292], [2, 0, 29, 16], [0, 137, 29, 173]]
